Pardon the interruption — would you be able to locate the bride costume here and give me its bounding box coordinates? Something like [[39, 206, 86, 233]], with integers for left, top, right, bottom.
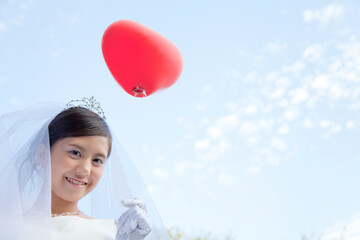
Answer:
[[0, 100, 170, 240]]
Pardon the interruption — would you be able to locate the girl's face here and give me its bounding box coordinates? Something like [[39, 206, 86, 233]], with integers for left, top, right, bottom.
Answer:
[[50, 136, 110, 204]]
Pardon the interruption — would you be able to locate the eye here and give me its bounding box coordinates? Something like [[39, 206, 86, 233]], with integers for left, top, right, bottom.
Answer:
[[69, 150, 81, 157], [93, 158, 104, 166]]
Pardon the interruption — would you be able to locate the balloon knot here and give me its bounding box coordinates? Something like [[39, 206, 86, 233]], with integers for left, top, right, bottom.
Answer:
[[132, 86, 147, 97]]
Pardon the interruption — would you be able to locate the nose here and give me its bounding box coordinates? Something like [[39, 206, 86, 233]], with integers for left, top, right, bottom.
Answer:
[[75, 159, 91, 177]]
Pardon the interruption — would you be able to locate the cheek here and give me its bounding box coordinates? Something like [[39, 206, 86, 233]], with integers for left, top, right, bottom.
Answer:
[[51, 154, 71, 177], [51, 161, 64, 185]]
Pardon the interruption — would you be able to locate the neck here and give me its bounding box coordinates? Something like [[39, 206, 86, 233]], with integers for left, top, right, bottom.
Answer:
[[51, 192, 79, 214]]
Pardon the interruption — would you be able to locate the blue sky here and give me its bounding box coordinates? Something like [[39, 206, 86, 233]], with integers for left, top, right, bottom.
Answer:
[[1, 1, 360, 239]]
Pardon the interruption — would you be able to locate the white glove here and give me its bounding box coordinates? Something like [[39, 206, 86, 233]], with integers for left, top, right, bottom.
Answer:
[[115, 197, 152, 240]]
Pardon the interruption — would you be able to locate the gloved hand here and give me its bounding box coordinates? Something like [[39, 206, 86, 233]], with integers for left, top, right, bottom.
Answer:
[[115, 197, 152, 240]]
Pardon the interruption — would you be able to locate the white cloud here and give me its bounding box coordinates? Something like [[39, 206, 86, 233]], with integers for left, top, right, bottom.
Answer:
[[153, 168, 169, 180], [171, 189, 181, 197], [197, 117, 210, 128], [318, 217, 360, 240], [57, 11, 79, 26], [254, 148, 282, 166], [0, 2, 32, 29], [195, 138, 210, 151], [340, 41, 360, 74], [328, 60, 342, 72], [243, 72, 258, 82], [265, 154, 281, 166], [306, 95, 319, 109], [346, 120, 355, 129], [319, 120, 333, 128], [225, 101, 239, 111], [278, 124, 290, 135], [199, 140, 230, 162], [263, 88, 285, 100], [303, 118, 315, 128], [142, 146, 150, 152], [246, 165, 261, 174], [52, 50, 61, 59], [218, 172, 235, 185], [19, 3, 29, 11], [265, 71, 280, 81], [207, 126, 222, 139], [259, 119, 274, 129], [264, 42, 287, 54], [239, 121, 258, 135], [349, 101, 360, 111], [206, 114, 239, 139], [331, 125, 342, 133], [184, 133, 193, 139], [262, 75, 289, 100], [303, 4, 345, 25], [217, 114, 239, 129], [174, 162, 189, 175], [0, 21, 7, 32], [178, 117, 184, 124], [154, 155, 165, 165], [191, 162, 204, 170], [318, 120, 342, 137], [303, 44, 324, 62], [271, 138, 287, 151], [201, 85, 212, 93], [247, 136, 259, 145], [290, 86, 309, 104], [310, 75, 330, 90], [195, 103, 207, 111], [329, 84, 346, 99], [277, 99, 289, 108], [10, 12, 26, 27], [263, 104, 273, 113], [276, 76, 291, 88], [324, 124, 342, 138], [283, 61, 306, 76], [195, 15, 360, 172], [213, 140, 230, 154], [244, 104, 258, 115], [283, 109, 299, 121], [253, 55, 264, 64], [193, 174, 206, 185], [229, 69, 241, 79]]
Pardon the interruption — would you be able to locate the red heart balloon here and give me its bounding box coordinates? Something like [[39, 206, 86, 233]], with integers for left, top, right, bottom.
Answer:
[[102, 20, 183, 97]]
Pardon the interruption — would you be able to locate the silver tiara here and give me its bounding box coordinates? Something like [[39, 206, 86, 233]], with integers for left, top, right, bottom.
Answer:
[[66, 96, 106, 119]]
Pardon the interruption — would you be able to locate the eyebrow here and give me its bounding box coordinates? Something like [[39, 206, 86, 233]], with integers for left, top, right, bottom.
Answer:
[[69, 144, 107, 159]]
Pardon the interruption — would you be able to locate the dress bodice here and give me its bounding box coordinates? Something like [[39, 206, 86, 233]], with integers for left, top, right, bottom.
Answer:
[[51, 216, 117, 240]]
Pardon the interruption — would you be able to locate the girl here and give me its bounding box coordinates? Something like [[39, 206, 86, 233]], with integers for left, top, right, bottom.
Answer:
[[0, 99, 168, 240]]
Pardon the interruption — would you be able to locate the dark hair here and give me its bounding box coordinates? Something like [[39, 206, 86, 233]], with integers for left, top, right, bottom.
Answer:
[[48, 107, 112, 156]]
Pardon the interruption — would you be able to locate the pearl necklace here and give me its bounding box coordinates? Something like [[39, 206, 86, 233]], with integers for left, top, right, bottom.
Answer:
[[51, 211, 82, 218]]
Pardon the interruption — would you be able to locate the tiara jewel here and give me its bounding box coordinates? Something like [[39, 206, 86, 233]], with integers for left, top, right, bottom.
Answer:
[[66, 96, 106, 119]]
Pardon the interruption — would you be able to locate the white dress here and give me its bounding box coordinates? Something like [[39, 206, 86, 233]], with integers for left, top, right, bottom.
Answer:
[[51, 216, 117, 240]]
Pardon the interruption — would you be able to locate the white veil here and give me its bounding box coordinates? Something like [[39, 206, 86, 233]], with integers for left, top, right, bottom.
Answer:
[[0, 101, 170, 240]]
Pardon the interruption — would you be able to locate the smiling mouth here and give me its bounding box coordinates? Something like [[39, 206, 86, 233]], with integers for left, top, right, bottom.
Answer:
[[65, 177, 87, 186]]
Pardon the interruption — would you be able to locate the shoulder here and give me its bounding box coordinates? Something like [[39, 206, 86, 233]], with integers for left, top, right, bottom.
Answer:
[[79, 213, 94, 219]]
